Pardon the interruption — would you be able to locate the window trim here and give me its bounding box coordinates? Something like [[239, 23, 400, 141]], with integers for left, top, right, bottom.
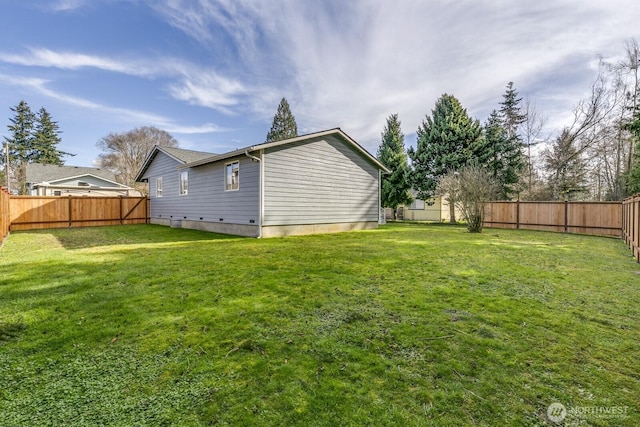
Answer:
[[225, 161, 239, 191], [156, 177, 163, 197], [179, 171, 188, 195]]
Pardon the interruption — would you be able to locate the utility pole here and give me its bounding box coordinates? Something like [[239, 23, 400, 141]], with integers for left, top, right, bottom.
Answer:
[[4, 142, 9, 189]]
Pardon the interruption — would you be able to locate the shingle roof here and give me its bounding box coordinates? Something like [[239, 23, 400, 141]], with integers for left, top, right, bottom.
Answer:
[[159, 146, 215, 164], [26, 163, 117, 184], [134, 146, 216, 182]]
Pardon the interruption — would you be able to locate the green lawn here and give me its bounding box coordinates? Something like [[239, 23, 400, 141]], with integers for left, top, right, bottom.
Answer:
[[0, 223, 638, 426]]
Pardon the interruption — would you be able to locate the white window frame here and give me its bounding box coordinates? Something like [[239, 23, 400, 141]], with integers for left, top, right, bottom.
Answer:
[[156, 177, 163, 198], [408, 199, 425, 210], [179, 171, 188, 195], [225, 161, 239, 191]]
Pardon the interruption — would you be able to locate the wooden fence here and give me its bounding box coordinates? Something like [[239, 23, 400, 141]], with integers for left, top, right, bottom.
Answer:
[[9, 195, 149, 231], [623, 194, 640, 262], [0, 186, 9, 243], [483, 201, 623, 237]]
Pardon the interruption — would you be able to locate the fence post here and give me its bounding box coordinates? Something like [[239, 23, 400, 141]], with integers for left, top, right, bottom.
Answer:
[[632, 196, 640, 262], [119, 196, 123, 225], [68, 195, 73, 228], [516, 200, 520, 230], [564, 200, 568, 233], [622, 200, 627, 242]]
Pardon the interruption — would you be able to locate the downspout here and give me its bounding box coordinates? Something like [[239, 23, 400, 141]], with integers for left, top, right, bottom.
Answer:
[[245, 150, 263, 238]]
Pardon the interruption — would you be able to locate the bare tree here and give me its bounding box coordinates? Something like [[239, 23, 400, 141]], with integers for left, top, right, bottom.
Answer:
[[438, 166, 499, 232], [518, 99, 547, 196], [96, 126, 179, 192], [623, 38, 640, 171], [579, 41, 639, 200], [456, 165, 500, 233], [541, 63, 623, 200], [435, 170, 460, 223]]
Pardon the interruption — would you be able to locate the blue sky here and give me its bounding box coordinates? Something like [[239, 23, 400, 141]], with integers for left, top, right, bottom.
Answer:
[[0, 0, 638, 167]]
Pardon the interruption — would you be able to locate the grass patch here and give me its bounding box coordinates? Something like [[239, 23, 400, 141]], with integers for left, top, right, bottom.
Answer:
[[0, 223, 638, 426]]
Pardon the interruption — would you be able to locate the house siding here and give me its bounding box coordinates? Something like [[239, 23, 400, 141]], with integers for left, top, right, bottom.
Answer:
[[263, 135, 379, 226], [142, 152, 260, 226]]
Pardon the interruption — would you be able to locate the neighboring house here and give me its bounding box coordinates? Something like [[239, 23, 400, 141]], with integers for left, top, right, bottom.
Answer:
[[135, 128, 390, 238], [26, 163, 138, 196], [387, 190, 458, 222]]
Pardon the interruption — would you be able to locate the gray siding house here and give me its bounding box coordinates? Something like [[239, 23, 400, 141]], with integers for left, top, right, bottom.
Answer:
[[135, 128, 389, 237]]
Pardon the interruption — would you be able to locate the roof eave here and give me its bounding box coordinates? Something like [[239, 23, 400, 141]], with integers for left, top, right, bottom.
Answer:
[[135, 145, 188, 182]]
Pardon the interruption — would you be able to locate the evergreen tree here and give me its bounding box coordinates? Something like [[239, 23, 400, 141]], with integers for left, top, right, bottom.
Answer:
[[376, 114, 412, 217], [33, 107, 70, 165], [408, 94, 483, 222], [626, 111, 640, 193], [4, 100, 36, 194], [478, 110, 524, 199], [266, 98, 298, 142], [543, 129, 588, 200], [4, 102, 71, 194], [499, 82, 526, 142]]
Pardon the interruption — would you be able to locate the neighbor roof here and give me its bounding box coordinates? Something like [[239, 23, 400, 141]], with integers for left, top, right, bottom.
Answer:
[[26, 163, 117, 184], [181, 128, 390, 173]]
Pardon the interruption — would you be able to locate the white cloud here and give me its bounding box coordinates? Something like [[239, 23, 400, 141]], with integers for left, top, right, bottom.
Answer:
[[165, 66, 247, 113], [0, 48, 147, 74], [49, 0, 87, 12], [0, 72, 224, 135], [0, 48, 249, 113], [151, 0, 640, 151]]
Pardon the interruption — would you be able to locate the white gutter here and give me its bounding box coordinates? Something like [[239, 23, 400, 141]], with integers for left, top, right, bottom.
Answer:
[[245, 150, 263, 238]]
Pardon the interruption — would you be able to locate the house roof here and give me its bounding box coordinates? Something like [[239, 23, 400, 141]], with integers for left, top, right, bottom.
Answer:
[[26, 163, 118, 184], [134, 145, 215, 182], [157, 146, 216, 164], [181, 128, 390, 173]]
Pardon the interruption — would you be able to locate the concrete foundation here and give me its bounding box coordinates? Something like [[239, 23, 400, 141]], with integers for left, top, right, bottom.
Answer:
[[150, 217, 377, 238], [261, 221, 378, 238], [151, 218, 171, 227], [182, 220, 259, 237]]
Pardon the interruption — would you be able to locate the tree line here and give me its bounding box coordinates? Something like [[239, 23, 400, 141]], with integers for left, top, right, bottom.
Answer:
[[2, 100, 71, 194], [1, 96, 297, 195], [378, 39, 640, 228]]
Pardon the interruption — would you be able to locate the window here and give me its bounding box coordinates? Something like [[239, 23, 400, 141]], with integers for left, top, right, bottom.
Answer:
[[225, 161, 239, 191], [53, 190, 62, 196], [408, 199, 425, 210], [156, 177, 163, 197], [179, 171, 188, 195]]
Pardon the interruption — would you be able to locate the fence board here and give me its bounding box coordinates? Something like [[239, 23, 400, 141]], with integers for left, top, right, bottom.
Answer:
[[9, 195, 149, 231], [484, 201, 622, 237], [623, 194, 640, 262]]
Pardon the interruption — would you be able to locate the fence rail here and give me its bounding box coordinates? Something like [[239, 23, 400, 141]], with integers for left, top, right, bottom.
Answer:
[[483, 200, 622, 237], [9, 195, 149, 231], [623, 194, 640, 263]]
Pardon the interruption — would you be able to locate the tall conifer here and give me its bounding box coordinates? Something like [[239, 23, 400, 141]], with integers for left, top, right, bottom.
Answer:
[[409, 94, 483, 202], [377, 114, 412, 217], [266, 98, 298, 142]]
